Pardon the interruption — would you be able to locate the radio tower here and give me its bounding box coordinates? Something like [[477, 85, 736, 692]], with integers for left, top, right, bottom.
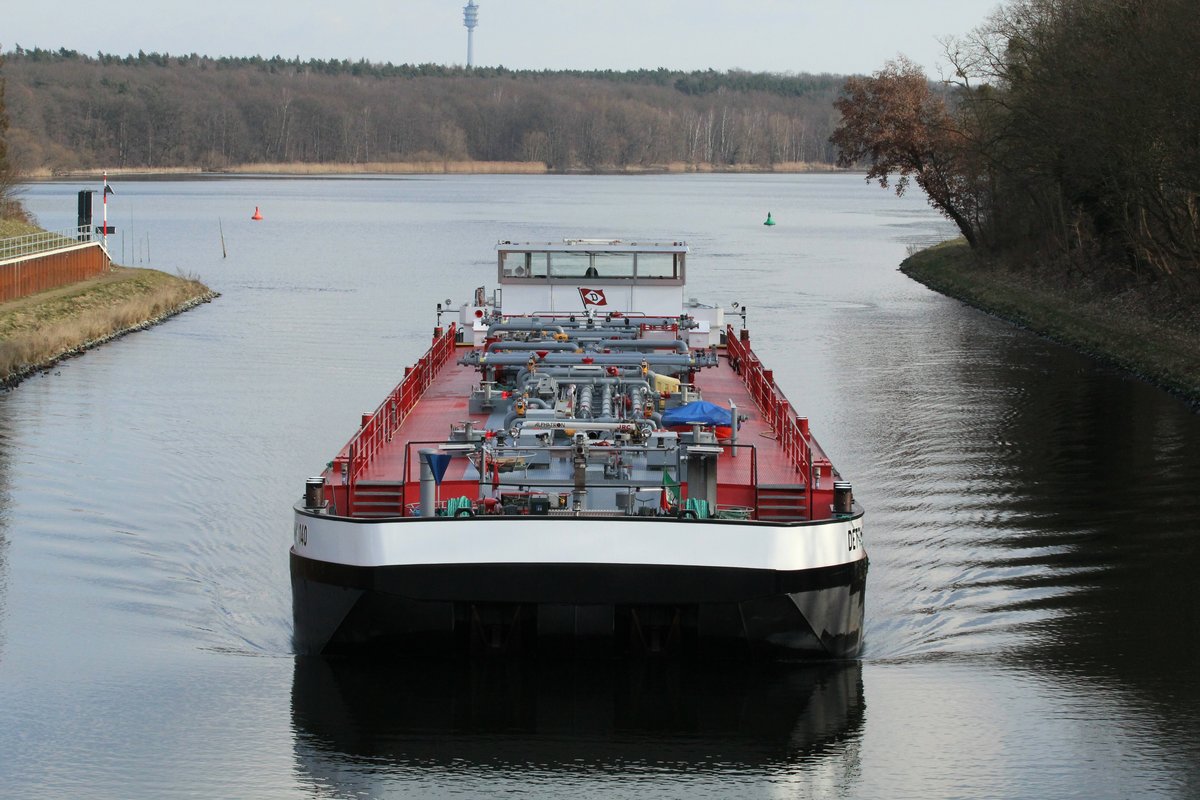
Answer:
[[463, 1, 479, 67]]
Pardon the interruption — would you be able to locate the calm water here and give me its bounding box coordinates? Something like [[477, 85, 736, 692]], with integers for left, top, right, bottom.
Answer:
[[2, 174, 1198, 799]]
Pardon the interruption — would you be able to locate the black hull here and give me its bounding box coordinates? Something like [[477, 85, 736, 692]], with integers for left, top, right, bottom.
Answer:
[[291, 553, 867, 659]]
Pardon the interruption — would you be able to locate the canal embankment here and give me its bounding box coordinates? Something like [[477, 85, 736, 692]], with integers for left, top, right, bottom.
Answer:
[[25, 160, 846, 179], [901, 239, 1200, 405], [1, 263, 216, 388]]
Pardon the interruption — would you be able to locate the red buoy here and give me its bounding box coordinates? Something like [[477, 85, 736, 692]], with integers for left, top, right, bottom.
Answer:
[[251, 206, 263, 221]]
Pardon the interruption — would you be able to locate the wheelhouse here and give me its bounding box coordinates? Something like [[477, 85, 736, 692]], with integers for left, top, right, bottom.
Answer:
[[495, 239, 688, 316]]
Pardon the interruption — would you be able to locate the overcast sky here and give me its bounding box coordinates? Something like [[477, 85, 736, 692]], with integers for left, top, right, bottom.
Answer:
[[6, 0, 1003, 77]]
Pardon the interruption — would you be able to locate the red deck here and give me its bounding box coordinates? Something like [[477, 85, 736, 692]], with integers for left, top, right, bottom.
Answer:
[[357, 355, 484, 486], [324, 325, 839, 520]]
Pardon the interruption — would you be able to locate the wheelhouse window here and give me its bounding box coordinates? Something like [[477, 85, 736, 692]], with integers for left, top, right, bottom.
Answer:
[[501, 251, 547, 279], [635, 252, 680, 279], [498, 246, 685, 285], [550, 252, 635, 279]]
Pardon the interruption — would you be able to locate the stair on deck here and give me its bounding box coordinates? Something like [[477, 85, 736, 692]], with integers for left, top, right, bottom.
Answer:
[[350, 480, 406, 518], [756, 484, 809, 522]]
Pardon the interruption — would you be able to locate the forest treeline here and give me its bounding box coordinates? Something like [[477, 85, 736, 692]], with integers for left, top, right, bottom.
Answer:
[[0, 50, 31, 222], [2, 47, 845, 173], [831, 0, 1200, 290]]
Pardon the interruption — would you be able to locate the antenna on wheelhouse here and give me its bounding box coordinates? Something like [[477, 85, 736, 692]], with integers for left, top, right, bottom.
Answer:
[[463, 1, 479, 67]]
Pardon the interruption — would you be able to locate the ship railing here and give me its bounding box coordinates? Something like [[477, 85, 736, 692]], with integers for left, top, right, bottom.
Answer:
[[344, 323, 458, 515], [724, 325, 815, 511], [395, 438, 456, 516], [397, 438, 763, 519]]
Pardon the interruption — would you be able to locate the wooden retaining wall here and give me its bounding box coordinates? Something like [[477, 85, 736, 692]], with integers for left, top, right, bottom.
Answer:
[[0, 243, 111, 303]]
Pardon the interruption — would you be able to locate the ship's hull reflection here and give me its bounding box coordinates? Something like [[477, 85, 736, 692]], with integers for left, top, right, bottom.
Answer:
[[292, 656, 864, 786]]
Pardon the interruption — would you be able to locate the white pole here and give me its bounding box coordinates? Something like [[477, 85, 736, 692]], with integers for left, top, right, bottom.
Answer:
[[102, 171, 109, 249]]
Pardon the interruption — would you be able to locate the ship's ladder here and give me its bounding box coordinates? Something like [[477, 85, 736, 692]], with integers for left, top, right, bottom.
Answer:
[[756, 484, 809, 522], [349, 480, 406, 518]]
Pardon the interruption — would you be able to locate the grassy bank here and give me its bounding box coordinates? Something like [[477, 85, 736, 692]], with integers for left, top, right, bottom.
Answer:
[[901, 240, 1200, 404], [0, 217, 44, 238], [27, 160, 846, 179], [220, 160, 843, 176], [1, 266, 216, 387]]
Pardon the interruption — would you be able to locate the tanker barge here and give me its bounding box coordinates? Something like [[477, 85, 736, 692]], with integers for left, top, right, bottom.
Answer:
[[291, 239, 866, 658]]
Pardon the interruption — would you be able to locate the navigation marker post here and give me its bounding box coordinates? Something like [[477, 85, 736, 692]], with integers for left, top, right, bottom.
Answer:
[[97, 172, 116, 248]]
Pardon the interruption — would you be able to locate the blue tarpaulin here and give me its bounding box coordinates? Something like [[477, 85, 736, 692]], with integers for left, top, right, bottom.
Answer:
[[661, 401, 732, 428]]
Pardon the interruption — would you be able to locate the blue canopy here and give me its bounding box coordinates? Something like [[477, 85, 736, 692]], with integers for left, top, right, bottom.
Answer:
[[661, 401, 732, 428]]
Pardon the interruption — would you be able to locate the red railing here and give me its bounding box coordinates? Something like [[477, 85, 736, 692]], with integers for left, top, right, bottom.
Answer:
[[724, 325, 814, 505], [343, 323, 458, 513]]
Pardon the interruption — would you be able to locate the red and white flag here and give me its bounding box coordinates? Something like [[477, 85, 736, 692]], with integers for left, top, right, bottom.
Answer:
[[579, 287, 607, 307]]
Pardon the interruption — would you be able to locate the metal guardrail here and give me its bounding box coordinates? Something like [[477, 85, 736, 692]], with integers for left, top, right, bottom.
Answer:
[[0, 226, 96, 263], [725, 324, 816, 510], [344, 323, 460, 514]]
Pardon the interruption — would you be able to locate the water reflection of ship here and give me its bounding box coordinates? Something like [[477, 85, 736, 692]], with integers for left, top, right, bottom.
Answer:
[[291, 656, 864, 787]]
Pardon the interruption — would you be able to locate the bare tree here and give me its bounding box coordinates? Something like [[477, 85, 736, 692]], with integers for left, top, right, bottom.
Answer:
[[830, 57, 988, 249]]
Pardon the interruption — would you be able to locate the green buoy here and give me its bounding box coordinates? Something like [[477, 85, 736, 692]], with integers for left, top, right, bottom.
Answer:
[[763, 211, 776, 226]]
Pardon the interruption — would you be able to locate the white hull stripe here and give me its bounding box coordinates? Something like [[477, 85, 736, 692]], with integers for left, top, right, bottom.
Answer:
[[293, 512, 866, 572]]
